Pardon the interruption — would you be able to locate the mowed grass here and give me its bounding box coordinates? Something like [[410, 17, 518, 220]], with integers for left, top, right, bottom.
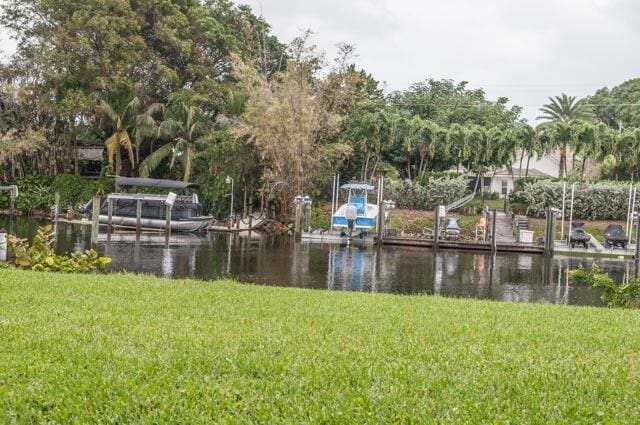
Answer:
[[2, 270, 640, 423]]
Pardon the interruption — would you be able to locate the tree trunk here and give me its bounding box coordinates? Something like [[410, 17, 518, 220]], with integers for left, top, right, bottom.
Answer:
[[525, 156, 531, 179], [559, 145, 567, 177], [518, 151, 524, 178]]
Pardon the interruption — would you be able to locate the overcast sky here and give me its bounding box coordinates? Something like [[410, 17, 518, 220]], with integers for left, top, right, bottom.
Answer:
[[243, 0, 640, 123], [2, 0, 638, 122]]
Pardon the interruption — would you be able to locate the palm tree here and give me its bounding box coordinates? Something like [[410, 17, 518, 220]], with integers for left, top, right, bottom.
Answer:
[[139, 103, 210, 182], [446, 124, 468, 174], [538, 94, 594, 176], [416, 120, 440, 178], [98, 98, 140, 176], [98, 98, 163, 175]]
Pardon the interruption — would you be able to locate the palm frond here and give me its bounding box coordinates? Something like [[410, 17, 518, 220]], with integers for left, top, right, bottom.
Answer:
[[121, 97, 141, 126], [104, 133, 119, 166], [138, 143, 174, 178], [158, 119, 182, 140], [117, 130, 136, 167], [181, 147, 194, 182], [98, 100, 119, 127]]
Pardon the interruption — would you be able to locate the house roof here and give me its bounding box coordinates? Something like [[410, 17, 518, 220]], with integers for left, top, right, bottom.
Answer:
[[493, 168, 551, 177]]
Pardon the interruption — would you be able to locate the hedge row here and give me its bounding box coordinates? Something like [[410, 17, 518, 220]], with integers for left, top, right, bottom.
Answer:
[[0, 174, 105, 214], [512, 180, 639, 220], [386, 176, 469, 210]]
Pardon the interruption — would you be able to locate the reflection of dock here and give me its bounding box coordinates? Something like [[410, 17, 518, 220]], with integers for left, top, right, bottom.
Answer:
[[209, 214, 265, 233], [98, 232, 211, 246], [302, 230, 375, 244]]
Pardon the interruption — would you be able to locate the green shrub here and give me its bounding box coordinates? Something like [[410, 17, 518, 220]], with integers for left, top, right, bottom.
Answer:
[[386, 176, 468, 210], [7, 225, 111, 273], [13, 174, 54, 213], [310, 206, 330, 229], [51, 174, 99, 210], [513, 180, 637, 220], [571, 263, 640, 309]]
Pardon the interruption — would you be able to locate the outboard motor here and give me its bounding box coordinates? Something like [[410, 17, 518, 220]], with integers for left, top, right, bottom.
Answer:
[[345, 204, 358, 240]]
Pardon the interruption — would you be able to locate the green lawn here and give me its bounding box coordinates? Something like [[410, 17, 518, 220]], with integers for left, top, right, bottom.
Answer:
[[1, 270, 640, 423]]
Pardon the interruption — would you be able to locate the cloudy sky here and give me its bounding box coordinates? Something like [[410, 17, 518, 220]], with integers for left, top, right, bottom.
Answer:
[[243, 0, 640, 122], [1, 0, 638, 122]]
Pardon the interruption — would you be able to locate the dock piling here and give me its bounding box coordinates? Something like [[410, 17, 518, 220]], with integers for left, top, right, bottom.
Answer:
[[491, 209, 497, 253], [107, 198, 114, 234], [434, 207, 440, 247], [91, 195, 100, 247], [136, 199, 142, 236]]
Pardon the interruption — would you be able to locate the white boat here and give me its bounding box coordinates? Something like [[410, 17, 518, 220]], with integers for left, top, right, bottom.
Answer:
[[331, 183, 379, 233]]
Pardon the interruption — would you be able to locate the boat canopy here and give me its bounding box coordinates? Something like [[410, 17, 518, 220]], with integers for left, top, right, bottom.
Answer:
[[115, 177, 198, 189], [340, 183, 375, 191]]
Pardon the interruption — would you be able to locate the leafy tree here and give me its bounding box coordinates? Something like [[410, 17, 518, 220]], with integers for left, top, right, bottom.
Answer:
[[590, 78, 640, 130], [389, 78, 522, 128], [139, 103, 211, 182], [231, 36, 353, 218]]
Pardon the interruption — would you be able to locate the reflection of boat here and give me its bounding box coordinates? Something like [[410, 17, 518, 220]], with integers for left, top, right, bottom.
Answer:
[[331, 183, 379, 234], [98, 232, 211, 246], [83, 177, 214, 232]]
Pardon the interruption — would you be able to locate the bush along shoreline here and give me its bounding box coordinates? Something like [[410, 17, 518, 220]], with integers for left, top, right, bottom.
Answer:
[[5, 225, 111, 273], [511, 179, 640, 220]]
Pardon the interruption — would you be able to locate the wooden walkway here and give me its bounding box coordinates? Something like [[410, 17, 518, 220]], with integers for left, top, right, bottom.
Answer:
[[493, 211, 515, 243]]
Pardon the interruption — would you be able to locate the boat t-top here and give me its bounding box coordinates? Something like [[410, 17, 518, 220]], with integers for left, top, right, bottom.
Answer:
[[331, 183, 379, 236]]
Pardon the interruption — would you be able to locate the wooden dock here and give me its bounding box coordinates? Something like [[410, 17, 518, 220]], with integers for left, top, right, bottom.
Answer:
[[381, 236, 544, 254]]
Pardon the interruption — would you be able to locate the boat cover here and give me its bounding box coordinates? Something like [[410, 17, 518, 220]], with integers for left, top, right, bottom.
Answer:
[[116, 176, 197, 189]]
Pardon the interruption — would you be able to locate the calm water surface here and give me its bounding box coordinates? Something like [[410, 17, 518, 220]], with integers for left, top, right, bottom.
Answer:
[[2, 217, 636, 307]]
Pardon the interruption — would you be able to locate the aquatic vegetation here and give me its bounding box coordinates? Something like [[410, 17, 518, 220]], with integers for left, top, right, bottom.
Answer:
[[7, 225, 111, 273], [571, 263, 640, 308], [1, 269, 640, 423]]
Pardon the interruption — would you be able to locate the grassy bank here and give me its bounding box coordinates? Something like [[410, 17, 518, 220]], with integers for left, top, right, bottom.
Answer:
[[1, 270, 640, 423]]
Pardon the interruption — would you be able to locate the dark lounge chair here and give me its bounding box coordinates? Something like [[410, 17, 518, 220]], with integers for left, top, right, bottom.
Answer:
[[603, 224, 628, 249]]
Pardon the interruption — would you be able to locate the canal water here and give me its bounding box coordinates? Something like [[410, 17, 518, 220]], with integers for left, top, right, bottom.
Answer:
[[2, 217, 636, 307]]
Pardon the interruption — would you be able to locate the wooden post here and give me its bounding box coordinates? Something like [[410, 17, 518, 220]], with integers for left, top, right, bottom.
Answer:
[[136, 199, 142, 236], [544, 207, 555, 257], [91, 195, 100, 247], [9, 187, 15, 216], [377, 201, 384, 245], [434, 206, 441, 249], [107, 198, 113, 234], [635, 215, 640, 278], [165, 205, 172, 239], [491, 209, 497, 253], [294, 200, 301, 239]]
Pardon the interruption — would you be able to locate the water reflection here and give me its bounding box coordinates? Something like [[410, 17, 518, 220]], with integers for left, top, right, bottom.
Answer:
[[1, 218, 637, 307]]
